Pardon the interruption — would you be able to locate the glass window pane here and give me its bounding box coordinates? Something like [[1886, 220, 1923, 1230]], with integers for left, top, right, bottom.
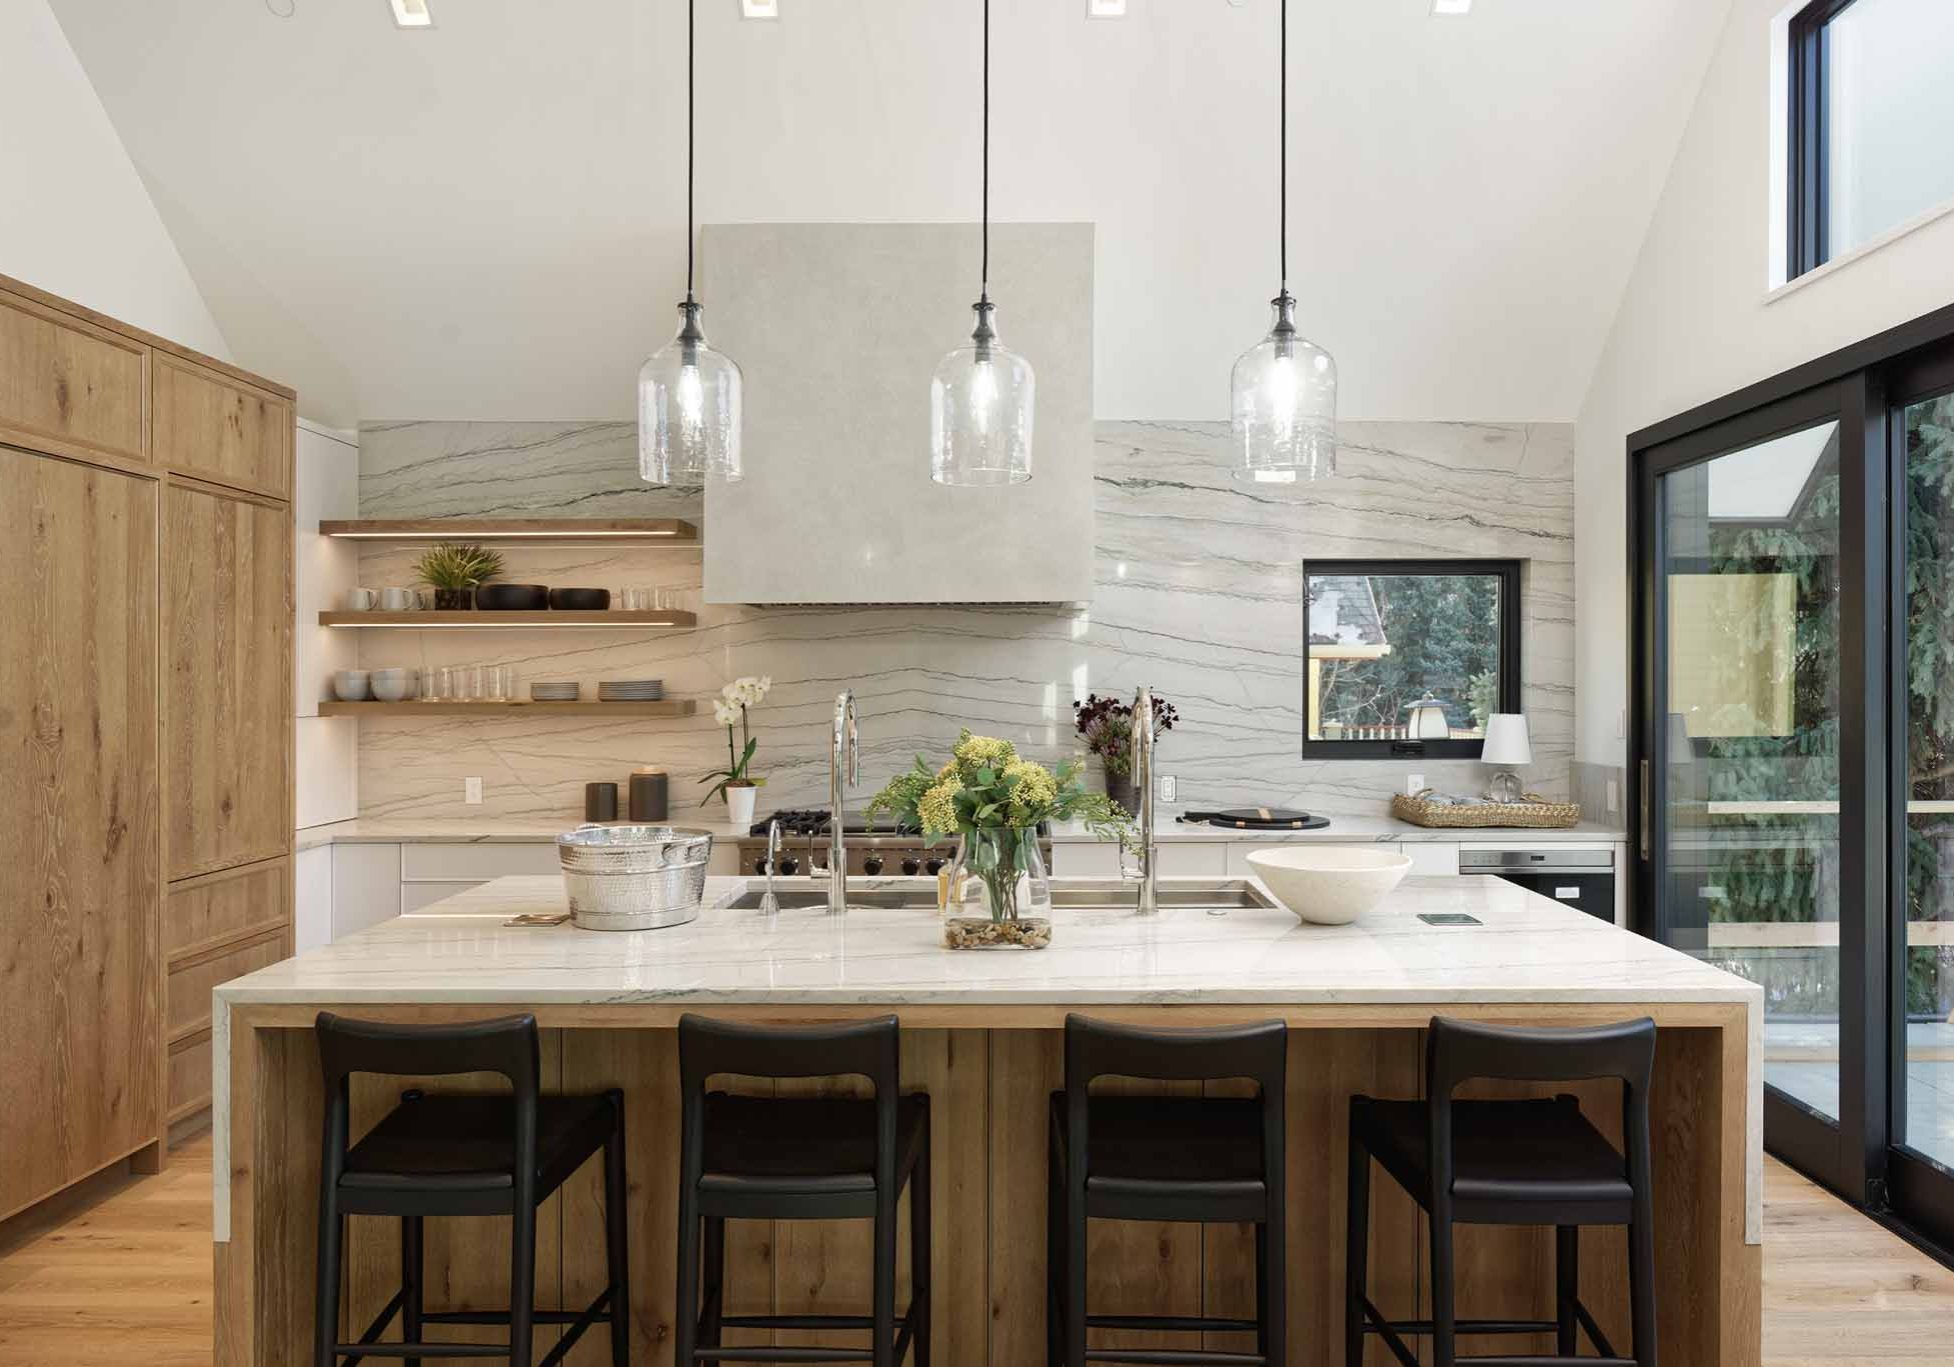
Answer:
[[1304, 570, 1504, 743], [1902, 389, 1954, 1173], [1660, 422, 1843, 1125], [1825, 0, 1954, 257]]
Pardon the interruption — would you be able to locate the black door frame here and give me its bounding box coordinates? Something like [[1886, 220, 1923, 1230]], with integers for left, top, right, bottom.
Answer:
[[1627, 300, 1954, 1240]]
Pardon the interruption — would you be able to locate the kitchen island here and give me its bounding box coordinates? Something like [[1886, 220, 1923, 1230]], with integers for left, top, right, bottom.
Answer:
[[212, 873, 1761, 1367]]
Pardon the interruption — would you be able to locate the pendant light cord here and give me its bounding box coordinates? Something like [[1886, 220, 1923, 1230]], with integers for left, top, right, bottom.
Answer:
[[1279, 0, 1287, 291], [686, 0, 696, 301], [981, 0, 990, 297]]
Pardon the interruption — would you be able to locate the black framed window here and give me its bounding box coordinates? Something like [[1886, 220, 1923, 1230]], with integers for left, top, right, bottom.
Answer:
[[1788, 0, 1954, 279], [1301, 559, 1520, 759]]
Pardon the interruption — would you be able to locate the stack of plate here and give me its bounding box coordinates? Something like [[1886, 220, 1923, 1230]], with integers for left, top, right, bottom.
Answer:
[[598, 678, 665, 702], [530, 681, 581, 702]]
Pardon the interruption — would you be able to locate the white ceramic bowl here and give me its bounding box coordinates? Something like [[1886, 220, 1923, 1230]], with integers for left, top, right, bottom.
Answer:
[[369, 669, 415, 702], [1246, 846, 1413, 926], [331, 669, 371, 702]]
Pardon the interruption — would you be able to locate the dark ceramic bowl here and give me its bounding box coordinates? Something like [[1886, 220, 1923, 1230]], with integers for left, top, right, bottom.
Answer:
[[475, 582, 549, 611], [548, 587, 611, 611]]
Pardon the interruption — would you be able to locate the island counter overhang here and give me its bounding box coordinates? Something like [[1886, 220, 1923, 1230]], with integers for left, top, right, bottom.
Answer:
[[212, 874, 1763, 1367]]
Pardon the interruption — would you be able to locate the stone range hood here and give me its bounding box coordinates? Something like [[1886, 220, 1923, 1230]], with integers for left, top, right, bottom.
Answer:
[[701, 222, 1094, 606]]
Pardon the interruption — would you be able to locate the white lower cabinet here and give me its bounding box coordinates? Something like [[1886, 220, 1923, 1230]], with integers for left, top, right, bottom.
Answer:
[[1050, 841, 1226, 878], [295, 844, 334, 953], [332, 842, 402, 940]]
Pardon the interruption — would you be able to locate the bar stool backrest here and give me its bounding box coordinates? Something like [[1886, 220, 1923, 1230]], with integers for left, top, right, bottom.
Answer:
[[677, 1013, 903, 1192], [1424, 1016, 1656, 1208], [1063, 1014, 1287, 1185], [313, 1011, 543, 1190]]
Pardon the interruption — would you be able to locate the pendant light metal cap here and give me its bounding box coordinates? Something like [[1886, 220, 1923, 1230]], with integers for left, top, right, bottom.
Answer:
[[1230, 293, 1336, 485], [639, 297, 744, 485]]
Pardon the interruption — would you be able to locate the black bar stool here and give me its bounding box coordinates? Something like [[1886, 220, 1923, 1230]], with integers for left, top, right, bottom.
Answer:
[[1048, 1013, 1288, 1367], [1346, 1015, 1659, 1367], [673, 1013, 930, 1367], [312, 1012, 630, 1367]]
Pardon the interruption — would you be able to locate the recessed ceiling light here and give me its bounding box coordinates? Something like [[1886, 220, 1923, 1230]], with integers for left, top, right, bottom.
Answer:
[[1431, 0, 1472, 14], [387, 0, 432, 28], [741, 0, 780, 18], [1087, 0, 1127, 17]]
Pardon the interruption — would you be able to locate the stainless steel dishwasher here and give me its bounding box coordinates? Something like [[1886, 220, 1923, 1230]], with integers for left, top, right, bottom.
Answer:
[[1458, 847, 1617, 923]]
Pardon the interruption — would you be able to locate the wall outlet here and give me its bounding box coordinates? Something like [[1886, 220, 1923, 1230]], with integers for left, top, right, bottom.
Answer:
[[1406, 773, 1426, 797], [1158, 774, 1177, 804], [1606, 779, 1620, 814], [464, 776, 483, 805]]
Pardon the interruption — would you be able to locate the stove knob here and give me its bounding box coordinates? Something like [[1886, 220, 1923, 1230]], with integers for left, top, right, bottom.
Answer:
[[752, 857, 770, 876], [779, 857, 800, 876], [863, 855, 884, 876], [900, 857, 921, 877], [924, 857, 945, 876]]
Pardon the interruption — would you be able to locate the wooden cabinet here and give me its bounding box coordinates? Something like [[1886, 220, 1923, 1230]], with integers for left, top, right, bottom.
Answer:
[[153, 353, 291, 499], [0, 288, 146, 466], [166, 857, 292, 962], [0, 448, 160, 1219], [164, 481, 292, 880]]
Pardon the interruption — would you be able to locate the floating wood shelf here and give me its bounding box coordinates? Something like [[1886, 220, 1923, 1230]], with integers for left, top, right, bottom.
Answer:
[[319, 610, 695, 628], [319, 700, 697, 718], [319, 518, 698, 543]]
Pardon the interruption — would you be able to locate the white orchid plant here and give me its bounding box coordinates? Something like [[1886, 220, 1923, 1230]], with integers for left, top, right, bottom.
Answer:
[[702, 675, 772, 806]]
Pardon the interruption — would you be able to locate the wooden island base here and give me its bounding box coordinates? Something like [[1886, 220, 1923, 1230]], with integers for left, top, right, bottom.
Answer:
[[216, 1003, 1758, 1367]]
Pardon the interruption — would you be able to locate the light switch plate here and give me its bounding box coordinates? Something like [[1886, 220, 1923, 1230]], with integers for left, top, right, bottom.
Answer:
[[1406, 773, 1426, 796], [1606, 779, 1619, 814], [464, 776, 483, 805], [1159, 774, 1177, 803]]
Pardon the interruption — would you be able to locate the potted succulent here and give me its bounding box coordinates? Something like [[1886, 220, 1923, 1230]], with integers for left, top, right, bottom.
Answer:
[[867, 730, 1131, 949], [413, 542, 505, 611], [1073, 692, 1180, 815], [702, 675, 771, 827]]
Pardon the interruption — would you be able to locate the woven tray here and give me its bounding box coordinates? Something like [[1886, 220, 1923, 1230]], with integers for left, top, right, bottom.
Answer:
[[1391, 789, 1581, 830]]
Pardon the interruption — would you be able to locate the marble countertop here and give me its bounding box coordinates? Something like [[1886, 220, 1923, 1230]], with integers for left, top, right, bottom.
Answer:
[[296, 813, 1628, 851]]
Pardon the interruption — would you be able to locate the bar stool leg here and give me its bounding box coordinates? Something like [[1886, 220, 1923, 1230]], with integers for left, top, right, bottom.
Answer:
[[604, 1098, 631, 1367], [1344, 1137, 1368, 1367], [1254, 1222, 1270, 1361], [1263, 1204, 1286, 1364], [911, 1139, 932, 1367], [1065, 1183, 1089, 1367], [314, 1202, 344, 1367], [1429, 1211, 1457, 1367], [701, 1218, 725, 1353], [1628, 1215, 1658, 1367], [1555, 1225, 1578, 1356], [1046, 1140, 1062, 1367], [509, 1199, 538, 1367], [873, 1202, 898, 1367], [402, 1215, 425, 1367], [673, 1182, 700, 1367]]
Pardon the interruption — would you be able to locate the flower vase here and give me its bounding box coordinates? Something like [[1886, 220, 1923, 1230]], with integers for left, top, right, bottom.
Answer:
[[1103, 768, 1139, 817], [943, 825, 1052, 949], [432, 586, 474, 611], [723, 783, 758, 829]]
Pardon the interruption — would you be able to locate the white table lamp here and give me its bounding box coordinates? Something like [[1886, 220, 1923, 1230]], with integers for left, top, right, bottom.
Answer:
[[1481, 713, 1532, 802]]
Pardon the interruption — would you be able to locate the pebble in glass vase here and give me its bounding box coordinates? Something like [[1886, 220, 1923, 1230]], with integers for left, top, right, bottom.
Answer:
[[943, 825, 1052, 950]]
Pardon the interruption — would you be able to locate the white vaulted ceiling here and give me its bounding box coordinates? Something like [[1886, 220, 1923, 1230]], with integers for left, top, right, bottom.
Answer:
[[46, 0, 1730, 427]]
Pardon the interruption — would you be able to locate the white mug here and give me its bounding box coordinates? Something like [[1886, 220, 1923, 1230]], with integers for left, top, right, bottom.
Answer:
[[378, 586, 415, 611], [344, 587, 377, 612]]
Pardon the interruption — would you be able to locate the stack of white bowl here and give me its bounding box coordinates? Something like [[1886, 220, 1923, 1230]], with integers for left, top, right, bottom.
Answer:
[[369, 667, 416, 702], [530, 681, 580, 702]]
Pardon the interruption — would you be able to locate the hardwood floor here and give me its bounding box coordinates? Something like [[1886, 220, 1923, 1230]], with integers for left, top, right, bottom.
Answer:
[[0, 1137, 1949, 1365]]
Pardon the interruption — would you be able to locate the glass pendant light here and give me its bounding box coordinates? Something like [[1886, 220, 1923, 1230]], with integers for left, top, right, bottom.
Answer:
[[1230, 0, 1335, 485], [639, 0, 742, 485], [931, 0, 1034, 486]]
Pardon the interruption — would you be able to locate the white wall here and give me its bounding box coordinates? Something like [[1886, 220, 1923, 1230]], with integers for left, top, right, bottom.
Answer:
[[1573, 0, 1954, 766], [0, 0, 228, 357]]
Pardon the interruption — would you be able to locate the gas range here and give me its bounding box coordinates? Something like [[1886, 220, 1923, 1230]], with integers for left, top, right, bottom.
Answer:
[[735, 809, 1053, 879]]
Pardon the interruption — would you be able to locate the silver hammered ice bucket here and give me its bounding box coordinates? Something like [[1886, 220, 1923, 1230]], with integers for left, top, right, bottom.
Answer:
[[555, 824, 713, 931]]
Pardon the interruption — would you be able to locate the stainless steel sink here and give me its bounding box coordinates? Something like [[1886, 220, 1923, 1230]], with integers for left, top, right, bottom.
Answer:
[[719, 878, 1276, 913]]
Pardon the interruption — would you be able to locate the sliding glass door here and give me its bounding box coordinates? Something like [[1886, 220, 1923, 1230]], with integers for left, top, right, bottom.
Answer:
[[1634, 324, 1954, 1255]]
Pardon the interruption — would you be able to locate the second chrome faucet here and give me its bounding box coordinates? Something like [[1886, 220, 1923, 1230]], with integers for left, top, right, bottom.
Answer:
[[828, 689, 859, 915]]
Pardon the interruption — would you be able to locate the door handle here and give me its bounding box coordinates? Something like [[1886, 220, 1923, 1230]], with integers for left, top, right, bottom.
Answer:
[[1639, 758, 1650, 861]]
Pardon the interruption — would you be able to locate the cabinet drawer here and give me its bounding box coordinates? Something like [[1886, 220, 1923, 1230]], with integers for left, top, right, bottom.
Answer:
[[401, 842, 560, 881], [0, 290, 146, 464], [1157, 842, 1227, 878], [167, 930, 286, 1038], [167, 1031, 213, 1122], [166, 857, 290, 960], [1398, 842, 1460, 877], [153, 353, 291, 497], [1051, 841, 1121, 878]]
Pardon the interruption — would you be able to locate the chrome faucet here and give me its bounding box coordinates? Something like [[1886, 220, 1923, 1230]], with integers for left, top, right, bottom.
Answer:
[[828, 690, 859, 915], [758, 817, 782, 915], [1131, 684, 1159, 915]]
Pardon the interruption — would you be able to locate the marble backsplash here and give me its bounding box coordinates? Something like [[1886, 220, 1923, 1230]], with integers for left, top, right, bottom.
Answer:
[[346, 419, 1575, 823]]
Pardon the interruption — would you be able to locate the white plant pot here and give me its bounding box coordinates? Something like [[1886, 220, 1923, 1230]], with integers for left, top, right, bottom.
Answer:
[[724, 784, 759, 829]]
